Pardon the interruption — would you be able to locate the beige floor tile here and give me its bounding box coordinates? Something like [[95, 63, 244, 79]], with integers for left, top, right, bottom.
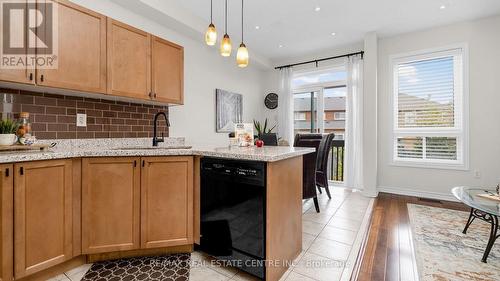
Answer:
[[285, 271, 317, 281], [192, 251, 238, 278], [302, 220, 326, 236], [318, 226, 357, 245], [327, 216, 362, 231], [302, 211, 334, 224], [308, 237, 352, 261], [292, 252, 344, 281], [302, 232, 317, 251], [189, 266, 231, 281], [333, 209, 366, 221], [230, 271, 261, 281], [64, 264, 92, 281]]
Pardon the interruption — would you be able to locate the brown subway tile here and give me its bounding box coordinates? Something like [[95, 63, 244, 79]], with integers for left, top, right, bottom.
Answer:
[[110, 132, 124, 138], [117, 112, 130, 119], [48, 123, 68, 131], [57, 132, 77, 139], [109, 104, 124, 111], [103, 111, 117, 118], [77, 101, 95, 109], [34, 96, 57, 106], [21, 104, 45, 114], [34, 114, 56, 123], [111, 119, 125, 125], [77, 132, 94, 138], [58, 115, 76, 124], [34, 132, 57, 139], [1, 88, 169, 139], [94, 103, 110, 110], [87, 124, 103, 131], [95, 132, 110, 138], [58, 99, 76, 107], [32, 123, 47, 131], [46, 106, 67, 115]]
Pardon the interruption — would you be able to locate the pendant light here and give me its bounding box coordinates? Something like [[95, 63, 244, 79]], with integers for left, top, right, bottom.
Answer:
[[236, 0, 249, 67], [220, 0, 232, 57], [205, 0, 217, 46]]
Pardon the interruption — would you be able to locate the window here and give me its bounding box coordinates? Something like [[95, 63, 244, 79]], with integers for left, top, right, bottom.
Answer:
[[334, 112, 346, 121], [392, 47, 468, 169]]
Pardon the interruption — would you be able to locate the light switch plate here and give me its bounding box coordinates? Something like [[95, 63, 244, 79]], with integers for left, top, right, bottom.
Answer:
[[76, 113, 87, 127]]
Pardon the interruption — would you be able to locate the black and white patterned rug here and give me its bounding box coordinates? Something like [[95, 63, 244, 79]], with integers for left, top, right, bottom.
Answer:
[[81, 254, 190, 281]]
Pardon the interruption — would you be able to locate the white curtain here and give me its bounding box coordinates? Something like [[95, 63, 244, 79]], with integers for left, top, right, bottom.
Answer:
[[277, 68, 294, 144], [344, 55, 364, 190]]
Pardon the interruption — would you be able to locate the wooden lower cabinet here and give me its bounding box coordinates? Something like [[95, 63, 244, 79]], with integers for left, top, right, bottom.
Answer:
[[81, 157, 141, 254], [0, 165, 13, 281], [141, 157, 193, 248], [13, 160, 73, 279]]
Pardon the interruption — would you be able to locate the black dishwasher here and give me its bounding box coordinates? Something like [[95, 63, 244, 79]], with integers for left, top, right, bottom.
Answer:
[[200, 157, 266, 280]]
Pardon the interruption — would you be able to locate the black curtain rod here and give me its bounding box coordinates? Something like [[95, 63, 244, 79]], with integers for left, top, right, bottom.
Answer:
[[274, 51, 364, 70]]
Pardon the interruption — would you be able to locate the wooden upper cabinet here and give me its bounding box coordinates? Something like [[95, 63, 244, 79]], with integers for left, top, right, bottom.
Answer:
[[0, 165, 13, 281], [107, 19, 151, 100], [81, 157, 141, 254], [152, 36, 184, 104], [13, 160, 73, 279], [0, 1, 34, 85], [37, 0, 107, 93], [141, 157, 193, 248]]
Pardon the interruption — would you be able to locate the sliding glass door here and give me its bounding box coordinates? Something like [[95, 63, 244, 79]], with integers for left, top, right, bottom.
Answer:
[[292, 66, 347, 184]]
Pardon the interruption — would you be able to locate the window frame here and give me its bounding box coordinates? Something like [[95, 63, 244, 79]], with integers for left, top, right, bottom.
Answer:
[[390, 44, 469, 170]]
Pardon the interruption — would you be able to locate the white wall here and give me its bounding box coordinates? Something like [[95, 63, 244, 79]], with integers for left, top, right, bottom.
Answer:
[[377, 15, 500, 200], [70, 0, 266, 145]]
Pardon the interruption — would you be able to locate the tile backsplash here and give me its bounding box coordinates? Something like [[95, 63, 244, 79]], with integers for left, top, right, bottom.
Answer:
[[0, 88, 169, 139]]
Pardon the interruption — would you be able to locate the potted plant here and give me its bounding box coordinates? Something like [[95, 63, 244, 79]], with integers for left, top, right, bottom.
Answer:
[[0, 119, 19, 146], [253, 118, 276, 138]]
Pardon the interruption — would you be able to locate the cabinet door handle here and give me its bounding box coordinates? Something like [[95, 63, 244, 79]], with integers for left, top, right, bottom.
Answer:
[[19, 167, 24, 175], [142, 160, 145, 167], [149, 92, 153, 99], [40, 74, 44, 82], [153, 93, 157, 99], [5, 168, 9, 177], [134, 160, 137, 167], [29, 73, 33, 81]]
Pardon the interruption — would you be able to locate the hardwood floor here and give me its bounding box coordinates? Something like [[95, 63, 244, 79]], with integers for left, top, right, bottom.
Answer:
[[356, 193, 468, 281]]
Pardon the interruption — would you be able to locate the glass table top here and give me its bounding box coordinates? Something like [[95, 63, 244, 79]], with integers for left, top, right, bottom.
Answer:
[[452, 186, 500, 216]]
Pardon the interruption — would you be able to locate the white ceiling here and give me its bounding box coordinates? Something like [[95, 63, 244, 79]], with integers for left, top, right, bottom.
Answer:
[[172, 0, 500, 63]]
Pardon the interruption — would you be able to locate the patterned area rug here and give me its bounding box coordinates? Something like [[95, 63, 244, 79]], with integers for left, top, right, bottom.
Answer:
[[408, 204, 500, 281], [81, 254, 190, 281]]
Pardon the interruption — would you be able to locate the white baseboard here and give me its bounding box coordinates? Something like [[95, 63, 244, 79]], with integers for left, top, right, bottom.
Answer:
[[377, 186, 459, 202]]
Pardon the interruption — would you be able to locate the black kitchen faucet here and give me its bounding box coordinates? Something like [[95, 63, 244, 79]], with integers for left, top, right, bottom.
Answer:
[[152, 111, 170, 146]]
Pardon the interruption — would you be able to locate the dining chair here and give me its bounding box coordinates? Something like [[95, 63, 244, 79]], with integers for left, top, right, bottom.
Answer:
[[316, 133, 335, 199], [293, 133, 323, 213]]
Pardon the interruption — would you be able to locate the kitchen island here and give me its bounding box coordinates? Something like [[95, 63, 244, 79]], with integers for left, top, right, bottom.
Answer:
[[0, 138, 314, 281]]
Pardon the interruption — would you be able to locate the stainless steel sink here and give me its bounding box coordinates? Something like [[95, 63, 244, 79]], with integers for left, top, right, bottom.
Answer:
[[113, 145, 192, 150]]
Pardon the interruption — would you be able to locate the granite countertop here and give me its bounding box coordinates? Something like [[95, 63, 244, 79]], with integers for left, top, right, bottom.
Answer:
[[0, 138, 315, 163]]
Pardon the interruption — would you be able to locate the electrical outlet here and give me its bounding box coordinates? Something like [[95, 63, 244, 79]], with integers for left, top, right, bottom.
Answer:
[[473, 170, 481, 179], [76, 113, 87, 127]]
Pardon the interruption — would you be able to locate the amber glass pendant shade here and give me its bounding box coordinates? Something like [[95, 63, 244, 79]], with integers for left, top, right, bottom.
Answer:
[[205, 23, 217, 46], [236, 43, 249, 67], [220, 34, 232, 57]]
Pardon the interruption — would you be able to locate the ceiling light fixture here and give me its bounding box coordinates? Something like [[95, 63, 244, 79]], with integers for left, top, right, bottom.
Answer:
[[315, 6, 321, 12], [205, 0, 217, 46], [331, 32, 336, 36], [279, 44, 284, 48], [440, 5, 446, 9], [220, 0, 232, 57], [236, 0, 249, 67], [255, 25, 260, 30]]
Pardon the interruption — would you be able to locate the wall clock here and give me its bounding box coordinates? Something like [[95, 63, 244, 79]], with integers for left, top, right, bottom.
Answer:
[[264, 93, 278, 109]]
